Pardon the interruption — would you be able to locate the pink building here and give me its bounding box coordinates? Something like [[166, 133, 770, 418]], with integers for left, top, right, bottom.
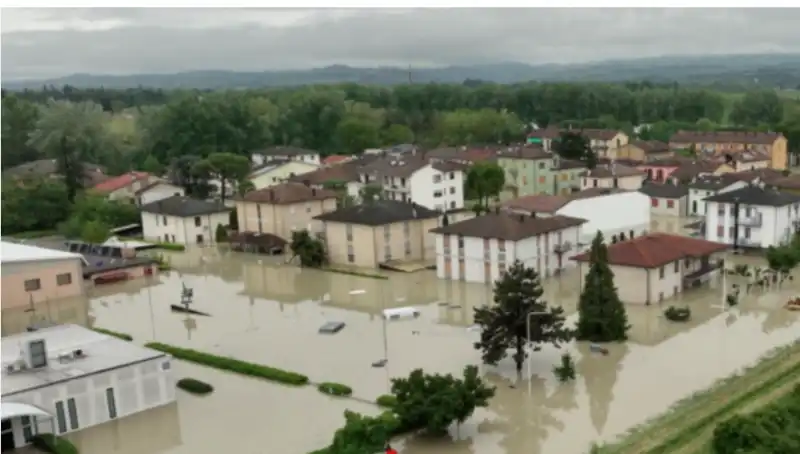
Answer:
[[637, 162, 682, 183]]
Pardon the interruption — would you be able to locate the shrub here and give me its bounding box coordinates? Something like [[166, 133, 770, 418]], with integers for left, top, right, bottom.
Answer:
[[177, 377, 214, 395], [664, 306, 691, 322], [155, 242, 186, 251], [375, 394, 397, 408], [92, 328, 133, 341], [317, 382, 353, 397], [553, 352, 577, 383], [144, 342, 309, 386], [30, 434, 78, 454]]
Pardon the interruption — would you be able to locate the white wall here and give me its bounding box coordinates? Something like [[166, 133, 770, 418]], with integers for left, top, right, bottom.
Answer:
[[649, 196, 686, 217], [138, 184, 184, 206], [250, 161, 319, 190], [704, 201, 799, 248], [688, 181, 748, 217], [4, 356, 175, 447], [557, 192, 650, 251], [435, 224, 581, 283], [409, 165, 465, 211], [141, 211, 230, 245]]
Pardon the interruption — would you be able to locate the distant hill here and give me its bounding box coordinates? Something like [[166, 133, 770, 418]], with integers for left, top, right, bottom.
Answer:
[[4, 53, 800, 90]]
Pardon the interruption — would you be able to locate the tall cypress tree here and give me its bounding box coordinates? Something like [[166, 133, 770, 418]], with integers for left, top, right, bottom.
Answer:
[[576, 231, 630, 342]]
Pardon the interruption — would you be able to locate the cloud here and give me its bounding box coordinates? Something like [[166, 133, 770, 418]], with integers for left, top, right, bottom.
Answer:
[[2, 8, 799, 80]]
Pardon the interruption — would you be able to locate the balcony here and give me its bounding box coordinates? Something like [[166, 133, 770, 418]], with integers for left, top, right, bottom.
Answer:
[[737, 213, 762, 227], [683, 260, 722, 287], [554, 242, 572, 254]]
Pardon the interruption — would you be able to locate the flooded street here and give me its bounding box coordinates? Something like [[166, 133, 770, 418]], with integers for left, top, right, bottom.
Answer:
[[82, 237, 800, 454]]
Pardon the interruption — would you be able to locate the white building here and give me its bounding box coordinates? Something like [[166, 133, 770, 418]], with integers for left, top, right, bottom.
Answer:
[[252, 146, 321, 167], [249, 160, 319, 190], [687, 175, 747, 217], [134, 181, 185, 206], [140, 195, 231, 245], [638, 183, 689, 217], [503, 188, 651, 253], [571, 233, 729, 304], [356, 155, 466, 212], [580, 164, 646, 191], [703, 184, 800, 248], [430, 212, 587, 283], [0, 324, 175, 451]]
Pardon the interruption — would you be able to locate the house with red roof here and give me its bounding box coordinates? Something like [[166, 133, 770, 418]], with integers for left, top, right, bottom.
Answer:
[[92, 172, 155, 202], [322, 155, 353, 166], [571, 233, 729, 304]]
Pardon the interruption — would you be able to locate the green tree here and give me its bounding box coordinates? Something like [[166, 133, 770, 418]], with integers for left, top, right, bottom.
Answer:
[[236, 179, 255, 196], [215, 224, 229, 243], [141, 155, 164, 175], [553, 353, 577, 383], [195, 152, 251, 203], [382, 124, 415, 145], [334, 116, 382, 155], [359, 184, 384, 202], [1, 94, 41, 169], [59, 193, 140, 238], [390, 365, 495, 435], [473, 260, 573, 374], [289, 230, 327, 267], [576, 232, 630, 342], [80, 220, 111, 243], [730, 90, 784, 127], [1, 177, 71, 234], [327, 410, 399, 454], [554, 131, 596, 167], [465, 161, 505, 210], [169, 155, 213, 198]]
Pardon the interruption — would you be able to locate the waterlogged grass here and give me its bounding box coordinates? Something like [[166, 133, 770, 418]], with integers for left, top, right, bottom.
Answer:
[[594, 342, 800, 454]]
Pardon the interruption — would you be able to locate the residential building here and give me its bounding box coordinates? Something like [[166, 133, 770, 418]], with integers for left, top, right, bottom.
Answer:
[[711, 151, 772, 173], [551, 159, 586, 196], [357, 153, 466, 211], [580, 164, 646, 191], [528, 128, 629, 156], [496, 146, 554, 199], [667, 160, 721, 184], [133, 181, 185, 206], [639, 183, 689, 217], [502, 188, 651, 251], [252, 146, 321, 166], [0, 324, 175, 451], [249, 160, 319, 190], [428, 146, 500, 166], [571, 233, 729, 304], [140, 196, 231, 246], [669, 131, 788, 170], [1, 242, 87, 334], [703, 184, 800, 248], [2, 159, 108, 188], [236, 182, 338, 242], [92, 172, 153, 202], [314, 201, 440, 268], [686, 175, 748, 217], [765, 174, 800, 196], [612, 140, 672, 162], [430, 212, 586, 283], [638, 159, 686, 183]]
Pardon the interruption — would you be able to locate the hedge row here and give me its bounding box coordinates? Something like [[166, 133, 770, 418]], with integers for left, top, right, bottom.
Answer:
[[317, 382, 353, 397], [92, 328, 133, 341], [375, 394, 397, 408], [31, 434, 78, 454], [9, 229, 58, 239], [324, 267, 389, 280], [177, 377, 214, 395], [144, 342, 309, 386], [153, 242, 186, 251]]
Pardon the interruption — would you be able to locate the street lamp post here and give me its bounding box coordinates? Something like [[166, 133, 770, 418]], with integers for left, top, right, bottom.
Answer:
[[349, 288, 402, 366]]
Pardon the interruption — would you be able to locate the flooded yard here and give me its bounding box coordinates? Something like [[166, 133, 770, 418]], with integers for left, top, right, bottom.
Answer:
[[84, 245, 799, 454]]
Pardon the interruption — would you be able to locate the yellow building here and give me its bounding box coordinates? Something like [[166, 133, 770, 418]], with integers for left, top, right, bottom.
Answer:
[[613, 140, 672, 162], [669, 131, 788, 170]]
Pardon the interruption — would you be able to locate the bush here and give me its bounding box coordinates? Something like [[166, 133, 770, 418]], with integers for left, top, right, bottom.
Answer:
[[325, 267, 390, 280], [92, 328, 133, 341], [664, 306, 691, 322], [144, 342, 309, 386], [553, 352, 577, 383], [30, 434, 78, 454], [9, 229, 58, 239], [375, 394, 397, 408], [154, 242, 186, 251], [317, 382, 353, 397], [177, 377, 214, 395]]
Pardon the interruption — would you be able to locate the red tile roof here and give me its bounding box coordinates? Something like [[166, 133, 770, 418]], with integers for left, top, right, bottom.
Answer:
[[93, 172, 150, 192], [323, 155, 351, 166], [571, 233, 729, 269]]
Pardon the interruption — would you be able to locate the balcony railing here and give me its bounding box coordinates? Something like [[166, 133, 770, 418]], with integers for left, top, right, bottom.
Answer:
[[683, 260, 722, 285], [737, 213, 762, 227], [737, 237, 760, 248]]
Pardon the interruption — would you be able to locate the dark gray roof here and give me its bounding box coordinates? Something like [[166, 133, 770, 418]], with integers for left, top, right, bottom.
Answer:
[[314, 201, 439, 226], [430, 212, 587, 241], [140, 195, 230, 217], [688, 174, 739, 191], [703, 185, 800, 207], [638, 183, 689, 199]]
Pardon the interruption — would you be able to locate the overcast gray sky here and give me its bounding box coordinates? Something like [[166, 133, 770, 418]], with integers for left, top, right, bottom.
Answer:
[[2, 8, 799, 80]]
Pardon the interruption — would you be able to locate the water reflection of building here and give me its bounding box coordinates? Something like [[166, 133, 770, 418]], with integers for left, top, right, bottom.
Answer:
[[325, 272, 440, 314], [578, 343, 629, 434], [1, 296, 91, 336], [1, 325, 176, 452], [240, 261, 330, 303], [434, 280, 494, 327]]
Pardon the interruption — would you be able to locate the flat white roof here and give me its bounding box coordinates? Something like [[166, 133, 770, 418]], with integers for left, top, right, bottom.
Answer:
[[0, 402, 52, 419], [1, 324, 166, 396], [1, 241, 84, 264]]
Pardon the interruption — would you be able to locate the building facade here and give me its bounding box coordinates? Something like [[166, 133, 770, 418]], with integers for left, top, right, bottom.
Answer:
[[580, 165, 646, 191], [551, 159, 586, 196], [687, 176, 747, 217], [669, 131, 788, 170], [249, 161, 320, 190], [134, 182, 185, 206], [639, 183, 689, 217], [497, 147, 555, 198], [140, 196, 231, 245]]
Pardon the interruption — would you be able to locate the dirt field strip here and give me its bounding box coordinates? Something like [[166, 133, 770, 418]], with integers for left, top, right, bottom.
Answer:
[[595, 342, 800, 454]]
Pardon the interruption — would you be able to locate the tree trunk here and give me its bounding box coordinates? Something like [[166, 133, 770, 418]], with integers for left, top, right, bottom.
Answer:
[[515, 336, 524, 374]]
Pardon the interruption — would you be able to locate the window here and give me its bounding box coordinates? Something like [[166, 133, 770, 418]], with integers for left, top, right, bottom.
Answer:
[[450, 201, 456, 209], [164, 234, 170, 242], [194, 216, 201, 227], [538, 161, 545, 169], [717, 225, 724, 237], [667, 200, 675, 208], [162, 216, 167, 225], [106, 388, 118, 419], [383, 225, 391, 239], [449, 172, 455, 180], [538, 176, 545, 184], [55, 401, 68, 434], [170, 234, 176, 243], [659, 266, 665, 279], [346, 224, 353, 241], [196, 234, 204, 244], [630, 230, 634, 239], [56, 273, 72, 286], [67, 398, 79, 430], [405, 240, 411, 256], [256, 205, 262, 218], [384, 245, 392, 261], [592, 179, 598, 187], [155, 216, 159, 226], [306, 203, 312, 213], [433, 190, 443, 198], [400, 177, 406, 187], [24, 278, 41, 291], [21, 415, 34, 442], [674, 261, 679, 272], [449, 186, 455, 194], [403, 221, 410, 235], [433, 174, 442, 183], [744, 227, 751, 239], [457, 236, 464, 249], [613, 177, 619, 188], [651, 198, 659, 207]]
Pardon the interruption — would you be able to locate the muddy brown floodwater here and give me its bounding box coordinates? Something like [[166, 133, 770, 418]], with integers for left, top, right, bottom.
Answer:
[[79, 242, 800, 454]]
